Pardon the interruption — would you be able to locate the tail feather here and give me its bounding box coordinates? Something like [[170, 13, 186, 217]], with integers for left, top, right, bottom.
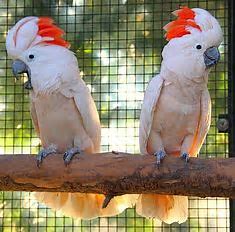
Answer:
[[136, 194, 188, 224], [34, 192, 138, 220], [34, 192, 69, 210]]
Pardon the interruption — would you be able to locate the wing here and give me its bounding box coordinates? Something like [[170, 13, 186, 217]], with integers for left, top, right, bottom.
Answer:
[[30, 100, 40, 137], [70, 79, 101, 153], [139, 75, 164, 155], [190, 89, 211, 157]]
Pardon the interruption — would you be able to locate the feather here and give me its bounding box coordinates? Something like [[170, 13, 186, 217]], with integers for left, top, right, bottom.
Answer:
[[139, 74, 164, 155], [136, 194, 188, 224], [173, 6, 195, 19], [34, 192, 138, 220], [31, 78, 136, 219], [190, 89, 211, 157], [37, 17, 70, 48], [164, 6, 201, 41]]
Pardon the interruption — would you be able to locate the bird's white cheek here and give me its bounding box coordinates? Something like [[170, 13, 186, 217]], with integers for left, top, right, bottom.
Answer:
[[30, 70, 48, 94], [194, 57, 207, 76], [184, 63, 205, 78], [163, 56, 190, 76], [30, 69, 62, 95], [30, 70, 42, 91]]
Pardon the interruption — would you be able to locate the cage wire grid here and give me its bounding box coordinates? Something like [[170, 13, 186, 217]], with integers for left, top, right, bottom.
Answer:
[[0, 0, 230, 231]]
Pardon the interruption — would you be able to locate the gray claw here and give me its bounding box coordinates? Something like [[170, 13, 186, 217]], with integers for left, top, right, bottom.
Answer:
[[181, 152, 190, 163], [112, 150, 119, 155], [36, 146, 57, 168], [24, 80, 33, 90], [63, 147, 81, 166], [154, 150, 166, 166], [36, 153, 43, 168]]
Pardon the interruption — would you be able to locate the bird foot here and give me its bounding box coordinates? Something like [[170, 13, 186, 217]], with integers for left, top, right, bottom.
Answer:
[[63, 147, 81, 166], [180, 152, 190, 163], [24, 80, 33, 90], [36, 145, 57, 167], [154, 150, 166, 166], [112, 150, 119, 155]]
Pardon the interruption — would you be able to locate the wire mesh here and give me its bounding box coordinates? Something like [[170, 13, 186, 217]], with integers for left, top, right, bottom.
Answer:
[[0, 0, 230, 231]]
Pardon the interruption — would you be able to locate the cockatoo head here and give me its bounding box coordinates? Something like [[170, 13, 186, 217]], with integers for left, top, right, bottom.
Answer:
[[6, 17, 78, 93], [161, 7, 223, 79]]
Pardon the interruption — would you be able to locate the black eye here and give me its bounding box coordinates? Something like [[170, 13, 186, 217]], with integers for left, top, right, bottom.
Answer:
[[29, 54, 34, 59], [196, 45, 202, 50]]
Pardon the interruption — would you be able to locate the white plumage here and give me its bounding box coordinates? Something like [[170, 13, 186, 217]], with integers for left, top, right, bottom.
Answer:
[[136, 7, 223, 223], [6, 17, 138, 219]]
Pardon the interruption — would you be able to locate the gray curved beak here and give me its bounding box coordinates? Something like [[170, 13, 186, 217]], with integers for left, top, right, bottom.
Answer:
[[12, 59, 32, 90], [204, 47, 220, 68]]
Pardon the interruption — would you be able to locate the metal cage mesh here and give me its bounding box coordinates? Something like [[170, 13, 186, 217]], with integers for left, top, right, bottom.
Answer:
[[0, 0, 230, 231]]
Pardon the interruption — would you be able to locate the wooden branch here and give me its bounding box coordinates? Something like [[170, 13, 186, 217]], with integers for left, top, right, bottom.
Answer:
[[0, 153, 234, 198]]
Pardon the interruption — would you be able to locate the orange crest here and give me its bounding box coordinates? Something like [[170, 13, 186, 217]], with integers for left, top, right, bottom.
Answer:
[[164, 6, 201, 41], [37, 17, 70, 48]]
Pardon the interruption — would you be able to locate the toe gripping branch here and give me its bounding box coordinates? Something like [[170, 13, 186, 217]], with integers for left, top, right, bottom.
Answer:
[[36, 146, 57, 167], [154, 150, 166, 166], [181, 153, 190, 163], [63, 147, 81, 166]]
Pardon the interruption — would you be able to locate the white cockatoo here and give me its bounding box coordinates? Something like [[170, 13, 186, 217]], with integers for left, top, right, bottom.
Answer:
[[136, 7, 223, 223], [6, 17, 137, 219]]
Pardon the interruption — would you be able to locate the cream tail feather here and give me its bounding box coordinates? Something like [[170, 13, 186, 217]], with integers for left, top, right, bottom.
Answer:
[[136, 194, 188, 224]]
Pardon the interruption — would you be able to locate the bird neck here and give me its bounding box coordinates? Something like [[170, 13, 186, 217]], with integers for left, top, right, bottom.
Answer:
[[159, 65, 209, 103]]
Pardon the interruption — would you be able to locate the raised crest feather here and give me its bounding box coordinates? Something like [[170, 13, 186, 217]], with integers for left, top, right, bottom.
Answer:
[[37, 17, 70, 48], [164, 6, 201, 41]]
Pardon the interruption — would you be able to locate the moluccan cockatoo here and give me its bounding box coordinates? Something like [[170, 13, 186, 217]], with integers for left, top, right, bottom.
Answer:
[[137, 7, 223, 223], [6, 17, 137, 219]]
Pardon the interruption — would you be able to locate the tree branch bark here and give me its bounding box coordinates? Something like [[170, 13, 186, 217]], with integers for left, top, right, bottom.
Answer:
[[0, 153, 234, 198]]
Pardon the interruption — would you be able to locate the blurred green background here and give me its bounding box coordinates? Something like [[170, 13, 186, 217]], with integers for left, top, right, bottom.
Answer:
[[0, 0, 229, 231]]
